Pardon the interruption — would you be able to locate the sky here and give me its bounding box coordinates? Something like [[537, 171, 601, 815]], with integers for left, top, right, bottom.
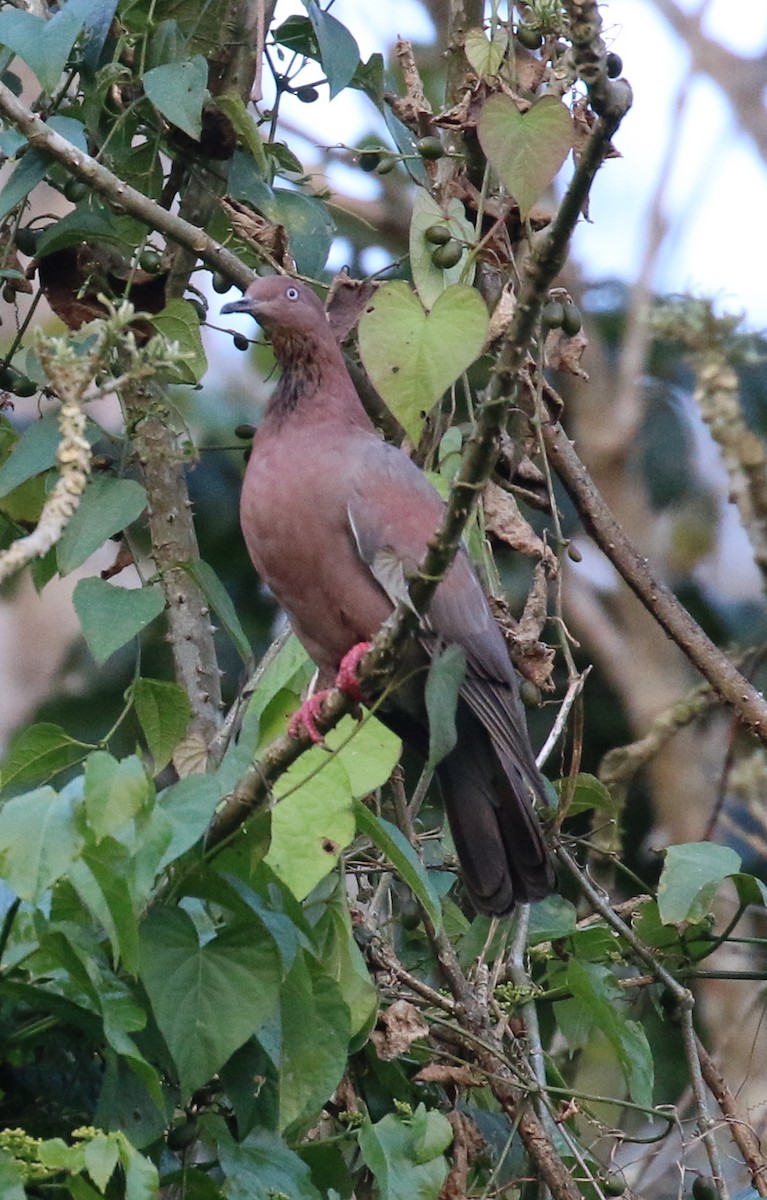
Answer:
[[269, 0, 767, 330]]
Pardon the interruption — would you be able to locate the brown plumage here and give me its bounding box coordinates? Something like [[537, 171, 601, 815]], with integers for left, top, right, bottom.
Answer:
[[222, 276, 555, 914]]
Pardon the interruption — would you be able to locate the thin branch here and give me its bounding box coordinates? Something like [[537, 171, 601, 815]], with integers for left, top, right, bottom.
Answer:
[[680, 1006, 730, 1200], [695, 1035, 767, 1198], [542, 419, 767, 741]]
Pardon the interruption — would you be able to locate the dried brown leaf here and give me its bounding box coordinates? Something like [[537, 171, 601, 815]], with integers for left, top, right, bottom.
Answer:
[[370, 999, 428, 1061], [414, 1063, 483, 1088], [483, 481, 556, 568], [221, 197, 292, 269], [326, 273, 379, 343], [545, 327, 589, 379]]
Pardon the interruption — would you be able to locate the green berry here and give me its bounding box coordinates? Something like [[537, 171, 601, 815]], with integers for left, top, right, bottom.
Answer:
[[64, 177, 89, 203], [167, 1118, 200, 1152], [520, 680, 541, 708], [516, 25, 543, 50], [561, 301, 582, 336], [234, 423, 256, 440], [15, 226, 40, 256], [424, 224, 452, 245], [416, 136, 444, 160], [212, 271, 231, 294], [233, 333, 250, 351], [691, 1179, 718, 1200], [600, 1176, 626, 1197], [0, 366, 37, 397], [567, 542, 583, 563], [358, 151, 382, 172], [542, 299, 565, 329], [376, 155, 396, 175], [188, 297, 207, 322], [295, 85, 319, 103], [606, 51, 623, 78], [431, 240, 462, 269], [139, 248, 163, 273]]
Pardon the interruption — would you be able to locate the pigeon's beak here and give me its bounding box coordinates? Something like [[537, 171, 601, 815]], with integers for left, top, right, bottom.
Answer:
[[220, 296, 254, 315]]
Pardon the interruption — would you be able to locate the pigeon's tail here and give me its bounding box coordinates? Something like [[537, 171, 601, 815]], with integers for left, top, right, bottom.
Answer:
[[437, 705, 554, 916]]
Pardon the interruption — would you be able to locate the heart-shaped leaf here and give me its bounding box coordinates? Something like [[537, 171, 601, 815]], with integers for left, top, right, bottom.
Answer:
[[358, 282, 489, 443], [464, 26, 507, 78], [73, 577, 165, 665], [478, 94, 574, 218]]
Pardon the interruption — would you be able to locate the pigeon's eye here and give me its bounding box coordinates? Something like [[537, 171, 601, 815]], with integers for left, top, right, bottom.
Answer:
[[286, 286, 299, 301]]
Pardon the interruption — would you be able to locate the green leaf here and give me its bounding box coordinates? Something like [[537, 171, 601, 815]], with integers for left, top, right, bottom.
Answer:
[[0, 1149, 27, 1200], [0, 721, 87, 789], [314, 887, 378, 1043], [425, 643, 466, 770], [185, 559, 253, 665], [84, 751, 152, 843], [0, 112, 88, 221], [357, 1105, 451, 1200], [526, 893, 578, 944], [350, 51, 385, 107], [409, 191, 475, 309], [73, 577, 165, 665], [303, 0, 360, 98], [358, 282, 489, 443], [84, 1133, 120, 1192], [555, 772, 617, 817], [57, 476, 147, 575], [70, 853, 139, 971], [731, 872, 767, 908], [132, 678, 193, 771], [658, 842, 742, 925], [324, 713, 402, 798], [214, 92, 268, 174], [116, 1133, 160, 1200], [151, 298, 207, 383], [0, 409, 98, 499], [464, 26, 507, 77], [219, 1128, 321, 1200], [156, 775, 223, 868], [566, 960, 654, 1109], [36, 206, 127, 257], [278, 951, 350, 1132], [0, 785, 84, 902], [354, 801, 442, 930], [0, 4, 86, 93], [139, 906, 282, 1096], [265, 750, 355, 901], [272, 189, 335, 278], [142, 55, 207, 140], [478, 94, 574, 219]]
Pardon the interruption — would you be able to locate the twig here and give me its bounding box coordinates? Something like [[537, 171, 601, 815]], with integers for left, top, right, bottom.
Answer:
[[695, 1035, 767, 1197], [679, 1007, 730, 1200]]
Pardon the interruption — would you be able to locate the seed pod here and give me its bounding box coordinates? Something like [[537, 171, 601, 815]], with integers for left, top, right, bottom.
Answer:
[[567, 542, 583, 563], [561, 301, 582, 336], [295, 85, 319, 103], [542, 299, 565, 329], [600, 1176, 626, 1197], [376, 155, 396, 175], [64, 178, 89, 203], [424, 224, 452, 245], [233, 333, 250, 352], [520, 680, 541, 708], [516, 25, 543, 50], [139, 248, 163, 273], [606, 51, 623, 78], [431, 240, 463, 269], [235, 423, 256, 440], [416, 136, 444, 160], [358, 151, 382, 172], [212, 271, 231, 294], [15, 227, 40, 256]]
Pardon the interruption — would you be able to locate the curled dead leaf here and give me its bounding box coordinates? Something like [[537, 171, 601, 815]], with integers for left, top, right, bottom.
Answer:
[[369, 999, 428, 1061], [326, 273, 379, 343], [221, 197, 292, 270], [413, 1063, 483, 1088], [483, 482, 557, 569], [544, 326, 589, 379]]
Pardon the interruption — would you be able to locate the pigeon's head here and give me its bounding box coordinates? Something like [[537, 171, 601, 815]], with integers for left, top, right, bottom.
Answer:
[[221, 276, 327, 338]]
